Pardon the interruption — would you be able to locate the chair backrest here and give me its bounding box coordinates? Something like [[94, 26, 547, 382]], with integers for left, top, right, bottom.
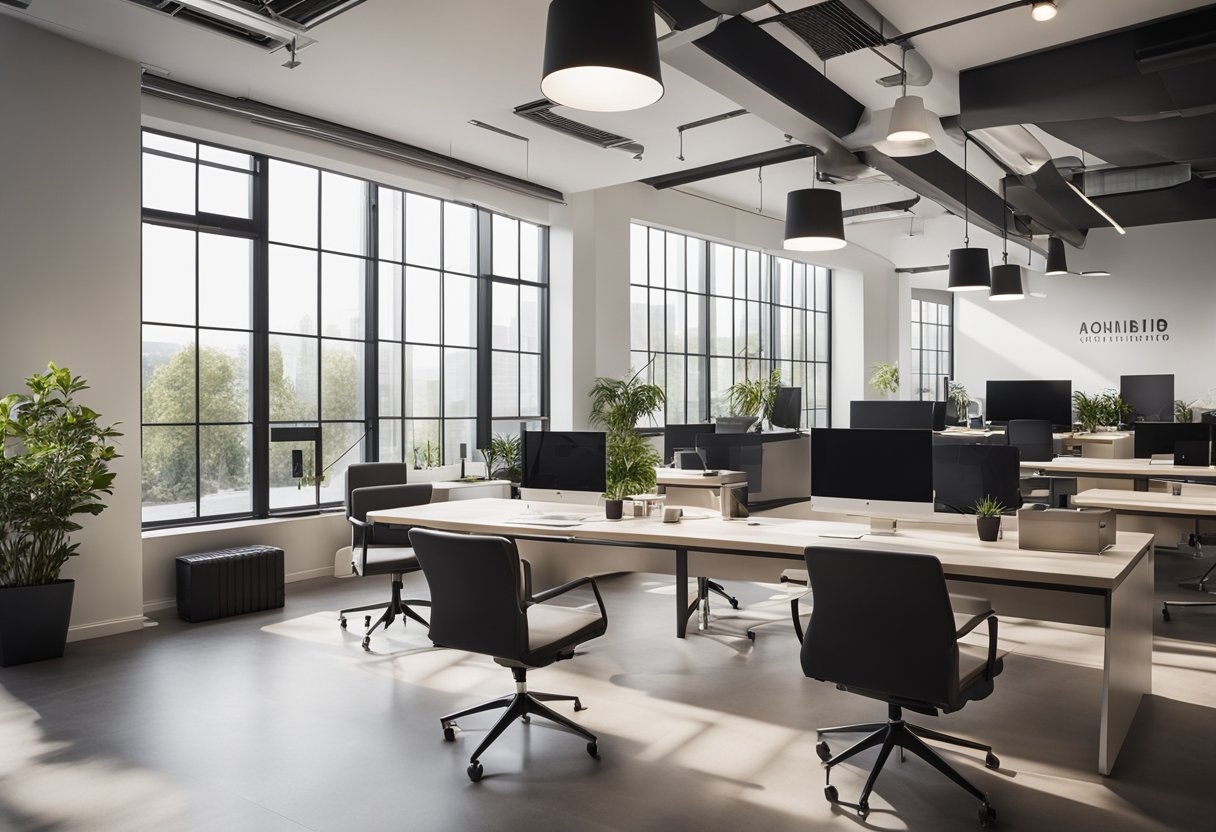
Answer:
[[933, 443, 1022, 514], [1006, 419, 1054, 462], [345, 462, 414, 546], [801, 546, 959, 708], [407, 528, 528, 661]]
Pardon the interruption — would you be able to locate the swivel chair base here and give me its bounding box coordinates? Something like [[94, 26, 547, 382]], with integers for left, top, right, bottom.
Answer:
[[704, 579, 739, 609], [440, 667, 599, 781], [817, 704, 998, 827], [338, 572, 430, 650]]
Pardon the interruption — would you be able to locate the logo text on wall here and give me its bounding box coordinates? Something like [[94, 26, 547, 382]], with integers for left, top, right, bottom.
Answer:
[[1078, 318, 1169, 344]]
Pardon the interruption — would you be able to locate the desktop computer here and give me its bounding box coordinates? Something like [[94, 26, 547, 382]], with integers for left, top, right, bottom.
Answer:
[[520, 430, 607, 505], [811, 428, 934, 534]]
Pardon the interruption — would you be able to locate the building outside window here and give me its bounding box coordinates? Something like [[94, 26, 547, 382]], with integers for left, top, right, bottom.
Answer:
[[910, 289, 953, 401]]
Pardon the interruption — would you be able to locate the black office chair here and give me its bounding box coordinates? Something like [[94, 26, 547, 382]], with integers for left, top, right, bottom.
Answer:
[[408, 528, 608, 782], [802, 546, 1003, 827], [338, 463, 433, 650]]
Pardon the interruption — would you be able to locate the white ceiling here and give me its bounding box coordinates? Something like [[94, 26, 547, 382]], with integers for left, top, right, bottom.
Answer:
[[6, 0, 1211, 257]]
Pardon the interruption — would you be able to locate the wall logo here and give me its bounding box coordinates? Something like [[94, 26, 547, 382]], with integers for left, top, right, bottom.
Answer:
[[1078, 318, 1169, 344]]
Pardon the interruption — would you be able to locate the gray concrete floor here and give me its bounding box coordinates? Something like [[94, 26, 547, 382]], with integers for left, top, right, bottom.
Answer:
[[2, 553, 1216, 831]]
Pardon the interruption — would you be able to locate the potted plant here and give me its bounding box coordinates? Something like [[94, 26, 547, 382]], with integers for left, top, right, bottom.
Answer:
[[869, 362, 900, 399], [724, 368, 782, 432], [589, 369, 664, 520], [973, 495, 1006, 542], [0, 364, 120, 666], [947, 382, 971, 425], [1075, 389, 1132, 432], [481, 433, 522, 482], [1175, 399, 1194, 424]]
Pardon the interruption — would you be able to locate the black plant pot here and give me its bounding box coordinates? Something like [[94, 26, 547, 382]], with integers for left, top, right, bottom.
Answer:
[[604, 499, 624, 520], [0, 579, 75, 667], [976, 516, 1001, 542]]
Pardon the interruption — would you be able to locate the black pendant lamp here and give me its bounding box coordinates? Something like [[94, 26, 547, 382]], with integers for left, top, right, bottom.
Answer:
[[989, 184, 1025, 301], [947, 137, 991, 291], [1044, 236, 1069, 275], [783, 155, 846, 251], [541, 0, 664, 113]]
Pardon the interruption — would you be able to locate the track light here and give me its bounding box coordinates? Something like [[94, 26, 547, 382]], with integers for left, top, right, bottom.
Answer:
[[1031, 2, 1057, 22], [541, 0, 664, 112], [947, 138, 991, 292]]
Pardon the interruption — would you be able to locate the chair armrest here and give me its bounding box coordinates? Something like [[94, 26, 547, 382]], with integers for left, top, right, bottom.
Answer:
[[530, 576, 608, 624], [348, 516, 368, 528], [521, 558, 534, 603], [955, 608, 995, 639]]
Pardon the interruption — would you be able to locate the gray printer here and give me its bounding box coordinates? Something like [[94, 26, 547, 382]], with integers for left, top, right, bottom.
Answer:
[[1017, 507, 1117, 554]]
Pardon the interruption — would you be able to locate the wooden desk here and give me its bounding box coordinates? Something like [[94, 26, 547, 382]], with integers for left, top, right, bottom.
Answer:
[[430, 479, 512, 502], [369, 497, 1153, 775], [1066, 432, 1134, 459], [1074, 487, 1216, 517], [1024, 457, 1216, 490]]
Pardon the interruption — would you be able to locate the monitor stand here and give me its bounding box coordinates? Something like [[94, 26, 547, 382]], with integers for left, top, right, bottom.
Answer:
[[869, 517, 898, 536]]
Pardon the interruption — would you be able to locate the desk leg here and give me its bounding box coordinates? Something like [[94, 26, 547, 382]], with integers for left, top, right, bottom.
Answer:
[[675, 548, 699, 639], [1099, 545, 1154, 775]]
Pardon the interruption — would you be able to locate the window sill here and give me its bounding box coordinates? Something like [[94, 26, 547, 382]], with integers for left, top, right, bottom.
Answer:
[[141, 509, 344, 540]]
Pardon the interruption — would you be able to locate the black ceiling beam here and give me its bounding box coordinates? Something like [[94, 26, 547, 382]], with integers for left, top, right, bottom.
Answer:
[[641, 144, 817, 189], [653, 0, 719, 32]]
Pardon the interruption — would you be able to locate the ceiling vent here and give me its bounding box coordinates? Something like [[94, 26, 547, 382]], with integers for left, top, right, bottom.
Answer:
[[843, 196, 920, 224], [775, 0, 887, 60], [514, 99, 645, 158], [121, 0, 366, 51]]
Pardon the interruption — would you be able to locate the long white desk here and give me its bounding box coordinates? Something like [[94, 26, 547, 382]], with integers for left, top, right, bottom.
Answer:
[[368, 497, 1154, 776], [1023, 457, 1216, 490]]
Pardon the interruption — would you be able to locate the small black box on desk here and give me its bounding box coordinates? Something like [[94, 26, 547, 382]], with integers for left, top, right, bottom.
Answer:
[[176, 545, 285, 622]]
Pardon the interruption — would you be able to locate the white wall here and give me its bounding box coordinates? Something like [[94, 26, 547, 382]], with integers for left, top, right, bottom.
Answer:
[[952, 220, 1216, 406], [0, 18, 144, 640]]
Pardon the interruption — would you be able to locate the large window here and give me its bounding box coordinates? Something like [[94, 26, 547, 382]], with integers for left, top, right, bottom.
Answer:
[[629, 224, 830, 427], [141, 130, 548, 526], [910, 290, 953, 401]]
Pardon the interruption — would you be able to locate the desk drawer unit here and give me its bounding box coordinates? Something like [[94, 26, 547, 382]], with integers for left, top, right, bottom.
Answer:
[[176, 545, 285, 622]]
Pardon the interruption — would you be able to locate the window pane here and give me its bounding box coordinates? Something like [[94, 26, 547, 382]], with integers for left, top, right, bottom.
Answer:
[[443, 203, 476, 274], [405, 345, 441, 417], [378, 342, 402, 417], [405, 420, 441, 470], [520, 222, 541, 282], [648, 228, 665, 288], [686, 238, 705, 293], [710, 297, 731, 355], [378, 188, 404, 262], [444, 274, 477, 347], [321, 339, 363, 421], [198, 166, 252, 219], [378, 262, 403, 341], [406, 193, 441, 269], [142, 325, 195, 423], [269, 245, 317, 335], [269, 437, 316, 511], [141, 425, 196, 523], [143, 224, 195, 325], [406, 267, 442, 344], [269, 335, 318, 421], [492, 282, 519, 350], [319, 423, 365, 504], [200, 424, 251, 517], [688, 356, 705, 421], [492, 351, 519, 417], [321, 171, 368, 256], [199, 329, 250, 423], [630, 224, 647, 285], [143, 133, 195, 157], [444, 347, 476, 417], [630, 286, 648, 352], [142, 153, 195, 214], [379, 418, 402, 463], [521, 353, 541, 416], [666, 233, 685, 291], [198, 233, 251, 329], [269, 160, 318, 248], [687, 294, 705, 354], [711, 243, 732, 295], [321, 253, 365, 339], [520, 285, 542, 353], [667, 291, 685, 352], [444, 420, 476, 468], [666, 354, 685, 424], [198, 145, 252, 170], [492, 214, 519, 278], [649, 288, 664, 354], [710, 356, 732, 416]]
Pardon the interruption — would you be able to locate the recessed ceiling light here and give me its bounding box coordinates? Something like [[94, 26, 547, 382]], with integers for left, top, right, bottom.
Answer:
[[1031, 2, 1058, 22]]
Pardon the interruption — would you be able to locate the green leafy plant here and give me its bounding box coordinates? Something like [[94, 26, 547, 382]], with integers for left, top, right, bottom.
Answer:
[[1074, 389, 1131, 432], [973, 495, 1007, 518], [589, 368, 665, 500], [411, 439, 441, 470], [1175, 399, 1194, 424], [869, 362, 900, 398], [0, 364, 121, 587], [947, 382, 971, 422], [726, 368, 782, 426], [481, 433, 522, 482]]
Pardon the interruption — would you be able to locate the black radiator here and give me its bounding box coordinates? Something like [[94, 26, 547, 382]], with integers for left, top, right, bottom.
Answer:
[[175, 545, 285, 622]]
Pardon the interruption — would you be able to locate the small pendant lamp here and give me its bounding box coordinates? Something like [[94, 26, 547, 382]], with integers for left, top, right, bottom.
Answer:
[[541, 0, 664, 113], [947, 137, 991, 291], [990, 183, 1025, 301], [887, 47, 931, 143], [783, 154, 846, 251], [1044, 236, 1069, 275]]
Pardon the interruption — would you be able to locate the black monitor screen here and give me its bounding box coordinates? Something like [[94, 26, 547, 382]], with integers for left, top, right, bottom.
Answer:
[[771, 387, 802, 430], [933, 444, 1021, 514], [985, 380, 1072, 428], [663, 423, 714, 464], [1133, 422, 1211, 458], [850, 400, 937, 430], [1121, 374, 1174, 422], [696, 433, 763, 492], [521, 431, 607, 492], [811, 428, 933, 503]]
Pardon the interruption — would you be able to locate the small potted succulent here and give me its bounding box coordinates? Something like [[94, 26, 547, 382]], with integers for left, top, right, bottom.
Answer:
[[973, 495, 1007, 542]]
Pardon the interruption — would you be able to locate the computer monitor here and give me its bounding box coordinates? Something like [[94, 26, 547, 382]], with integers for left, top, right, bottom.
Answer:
[[663, 422, 714, 464], [520, 431, 607, 502], [696, 432, 763, 493], [811, 428, 934, 527], [850, 400, 937, 430], [985, 380, 1072, 428], [770, 387, 802, 431], [932, 444, 1022, 515], [1132, 422, 1212, 459], [1121, 374, 1174, 422]]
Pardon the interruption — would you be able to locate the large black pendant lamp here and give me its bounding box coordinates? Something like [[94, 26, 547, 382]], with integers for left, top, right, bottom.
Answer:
[[783, 154, 846, 251], [541, 0, 664, 112], [1044, 236, 1069, 275], [989, 183, 1025, 301], [947, 137, 991, 292]]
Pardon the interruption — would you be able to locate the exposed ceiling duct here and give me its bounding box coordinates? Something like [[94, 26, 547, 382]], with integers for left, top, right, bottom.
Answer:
[[513, 99, 645, 159], [843, 196, 920, 224], [119, 0, 354, 51], [1078, 163, 1193, 197]]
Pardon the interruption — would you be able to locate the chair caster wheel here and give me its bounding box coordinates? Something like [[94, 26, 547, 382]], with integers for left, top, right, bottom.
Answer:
[[364, 615, 371, 627], [824, 785, 838, 804], [339, 617, 347, 629], [985, 752, 1000, 769], [467, 761, 483, 782], [816, 741, 831, 762], [857, 801, 870, 819], [521, 714, 531, 723], [361, 636, 371, 651], [979, 802, 997, 827], [573, 699, 584, 712], [746, 630, 756, 641], [443, 725, 456, 742], [1162, 606, 1171, 621], [586, 741, 599, 759], [729, 599, 739, 609]]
